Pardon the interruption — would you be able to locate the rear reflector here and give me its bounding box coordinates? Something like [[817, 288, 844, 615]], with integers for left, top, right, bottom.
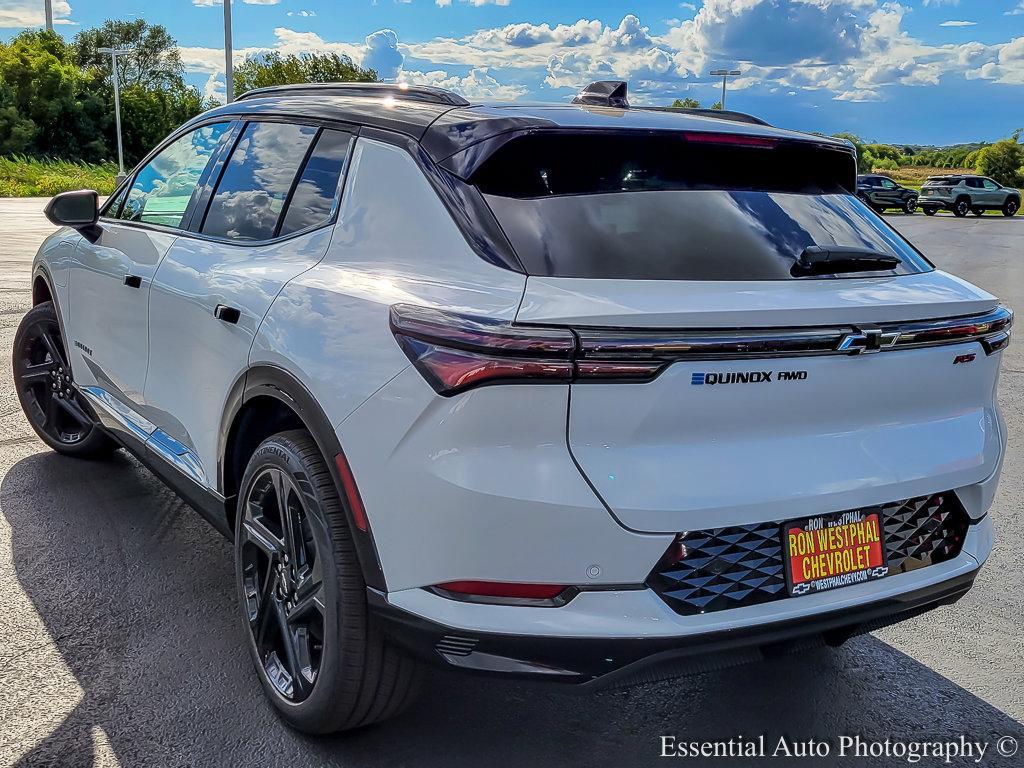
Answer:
[[334, 451, 369, 532], [435, 580, 568, 600]]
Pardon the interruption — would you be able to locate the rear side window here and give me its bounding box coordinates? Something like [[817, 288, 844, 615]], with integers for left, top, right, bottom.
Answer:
[[278, 129, 351, 237], [475, 133, 931, 281], [202, 121, 318, 241]]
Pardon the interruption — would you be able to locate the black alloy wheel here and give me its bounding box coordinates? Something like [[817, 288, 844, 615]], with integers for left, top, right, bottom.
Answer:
[[903, 199, 917, 214], [239, 462, 327, 704], [13, 301, 112, 457], [235, 431, 421, 733], [1004, 198, 1019, 217], [953, 198, 970, 217]]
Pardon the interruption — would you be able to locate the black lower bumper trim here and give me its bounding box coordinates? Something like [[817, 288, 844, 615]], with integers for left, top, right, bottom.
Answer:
[[370, 567, 978, 689]]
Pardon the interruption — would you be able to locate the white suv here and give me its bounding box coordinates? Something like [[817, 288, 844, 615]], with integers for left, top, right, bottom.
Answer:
[[15, 81, 1011, 734]]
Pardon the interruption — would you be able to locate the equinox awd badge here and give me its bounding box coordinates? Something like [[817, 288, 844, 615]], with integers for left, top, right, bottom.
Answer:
[[691, 370, 808, 386]]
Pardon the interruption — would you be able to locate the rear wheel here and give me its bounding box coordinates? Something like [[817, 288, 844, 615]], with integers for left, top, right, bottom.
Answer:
[[1004, 198, 1020, 217], [923, 206, 938, 216], [953, 198, 970, 218], [972, 207, 984, 217], [903, 200, 917, 214], [235, 430, 421, 734], [12, 301, 113, 458]]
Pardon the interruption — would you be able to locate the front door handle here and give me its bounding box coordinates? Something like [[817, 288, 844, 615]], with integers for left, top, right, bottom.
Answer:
[[123, 275, 142, 289], [214, 304, 241, 324]]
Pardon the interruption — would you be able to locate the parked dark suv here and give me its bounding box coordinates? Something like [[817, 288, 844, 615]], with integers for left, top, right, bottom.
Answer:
[[856, 174, 918, 214], [920, 175, 1020, 217]]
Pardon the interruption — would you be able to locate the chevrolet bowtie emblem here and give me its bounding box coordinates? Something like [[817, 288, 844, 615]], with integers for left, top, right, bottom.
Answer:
[[836, 329, 901, 354]]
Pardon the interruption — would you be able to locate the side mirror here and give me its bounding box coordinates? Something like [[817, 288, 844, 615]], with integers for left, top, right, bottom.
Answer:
[[44, 189, 99, 230]]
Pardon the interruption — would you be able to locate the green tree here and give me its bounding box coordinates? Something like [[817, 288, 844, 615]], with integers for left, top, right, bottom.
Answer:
[[975, 133, 1024, 187], [233, 52, 377, 98], [670, 97, 701, 109], [73, 19, 184, 90], [710, 100, 723, 110]]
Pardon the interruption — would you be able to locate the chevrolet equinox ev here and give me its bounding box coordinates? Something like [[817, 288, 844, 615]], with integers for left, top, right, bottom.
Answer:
[[14, 81, 1011, 734]]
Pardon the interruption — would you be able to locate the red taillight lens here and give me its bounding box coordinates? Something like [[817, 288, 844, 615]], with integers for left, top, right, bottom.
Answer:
[[434, 580, 569, 600], [390, 304, 575, 395], [681, 131, 777, 149]]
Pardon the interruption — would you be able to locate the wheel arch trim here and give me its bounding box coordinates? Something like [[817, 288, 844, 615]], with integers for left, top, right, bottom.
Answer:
[[220, 364, 387, 589]]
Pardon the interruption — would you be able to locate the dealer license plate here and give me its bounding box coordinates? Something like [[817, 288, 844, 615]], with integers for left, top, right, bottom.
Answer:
[[783, 510, 888, 597]]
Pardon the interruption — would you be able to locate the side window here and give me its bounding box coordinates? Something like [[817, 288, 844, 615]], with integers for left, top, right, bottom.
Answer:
[[983, 179, 999, 190], [102, 182, 130, 218], [278, 129, 352, 237], [118, 122, 230, 228], [966, 178, 982, 189], [880, 179, 896, 189], [201, 121, 317, 241]]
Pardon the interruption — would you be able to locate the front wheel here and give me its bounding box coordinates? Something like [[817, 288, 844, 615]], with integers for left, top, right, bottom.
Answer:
[[1004, 198, 1020, 217], [953, 198, 970, 218], [235, 430, 421, 734], [903, 200, 917, 214], [12, 301, 113, 458]]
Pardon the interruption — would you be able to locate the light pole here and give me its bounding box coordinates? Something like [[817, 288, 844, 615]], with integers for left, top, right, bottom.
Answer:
[[223, 0, 234, 103], [43, 0, 53, 32], [709, 69, 741, 109], [98, 47, 132, 184]]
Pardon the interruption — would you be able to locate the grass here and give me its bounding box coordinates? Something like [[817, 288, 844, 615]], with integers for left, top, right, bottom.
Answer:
[[0, 155, 118, 197]]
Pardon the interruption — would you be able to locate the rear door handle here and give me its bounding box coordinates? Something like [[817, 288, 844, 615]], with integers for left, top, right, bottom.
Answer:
[[123, 275, 142, 289], [214, 304, 241, 324]]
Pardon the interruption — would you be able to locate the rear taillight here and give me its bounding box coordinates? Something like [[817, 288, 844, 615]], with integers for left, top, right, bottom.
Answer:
[[391, 304, 575, 395], [390, 304, 667, 395]]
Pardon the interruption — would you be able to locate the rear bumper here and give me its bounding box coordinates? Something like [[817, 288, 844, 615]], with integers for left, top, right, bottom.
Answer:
[[371, 564, 980, 689]]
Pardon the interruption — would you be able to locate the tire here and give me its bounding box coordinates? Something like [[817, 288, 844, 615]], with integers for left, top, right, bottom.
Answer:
[[923, 206, 938, 216], [12, 301, 114, 458], [972, 208, 984, 217], [235, 430, 421, 734], [903, 200, 917, 215], [953, 198, 970, 218], [1004, 198, 1020, 217]]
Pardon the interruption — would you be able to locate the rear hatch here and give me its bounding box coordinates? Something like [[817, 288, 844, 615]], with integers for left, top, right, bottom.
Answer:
[[476, 129, 1010, 533]]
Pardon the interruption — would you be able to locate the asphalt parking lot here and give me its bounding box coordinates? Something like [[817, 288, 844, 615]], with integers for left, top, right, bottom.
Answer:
[[0, 199, 1022, 767]]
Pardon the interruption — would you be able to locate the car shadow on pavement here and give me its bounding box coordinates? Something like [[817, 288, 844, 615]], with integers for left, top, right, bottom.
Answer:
[[3, 449, 1022, 768]]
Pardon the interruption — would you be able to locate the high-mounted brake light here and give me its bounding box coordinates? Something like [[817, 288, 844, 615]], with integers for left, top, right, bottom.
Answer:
[[681, 131, 777, 149]]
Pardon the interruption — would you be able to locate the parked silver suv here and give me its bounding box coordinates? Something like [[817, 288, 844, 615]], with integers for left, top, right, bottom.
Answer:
[[920, 174, 1020, 217], [14, 81, 1012, 734]]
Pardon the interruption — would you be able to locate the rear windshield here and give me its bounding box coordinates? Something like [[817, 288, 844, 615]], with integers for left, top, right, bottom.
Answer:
[[474, 133, 932, 281], [925, 178, 960, 186]]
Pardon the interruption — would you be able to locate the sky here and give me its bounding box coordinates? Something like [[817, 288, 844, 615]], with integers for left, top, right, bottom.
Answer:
[[1, 0, 1023, 145]]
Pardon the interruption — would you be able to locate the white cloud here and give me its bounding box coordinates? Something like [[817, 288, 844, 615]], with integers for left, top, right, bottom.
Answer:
[[1007, 2, 1024, 16], [939, 20, 976, 27], [286, 10, 317, 17], [0, 0, 73, 28], [401, 68, 526, 100], [174, 3, 1024, 107]]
